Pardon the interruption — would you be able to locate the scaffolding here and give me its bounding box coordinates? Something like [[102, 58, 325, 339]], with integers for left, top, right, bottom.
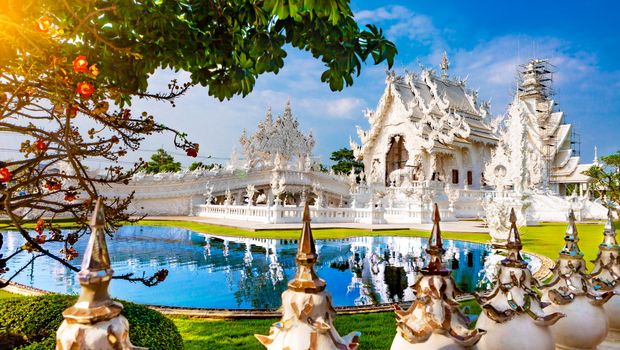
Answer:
[[518, 59, 555, 100], [570, 130, 581, 157]]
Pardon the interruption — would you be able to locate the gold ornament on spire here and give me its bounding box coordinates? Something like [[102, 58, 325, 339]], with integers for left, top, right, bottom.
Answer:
[[440, 51, 450, 78], [57, 198, 137, 350], [501, 208, 526, 267], [539, 210, 613, 349], [255, 202, 360, 350], [390, 203, 485, 349], [62, 198, 122, 324], [559, 210, 583, 258], [287, 201, 326, 293]]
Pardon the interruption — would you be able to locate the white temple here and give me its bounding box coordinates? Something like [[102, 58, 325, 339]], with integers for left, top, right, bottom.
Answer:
[[99, 55, 608, 227]]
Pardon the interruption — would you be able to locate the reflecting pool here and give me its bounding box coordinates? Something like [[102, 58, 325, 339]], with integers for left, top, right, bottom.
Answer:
[[2, 226, 497, 309]]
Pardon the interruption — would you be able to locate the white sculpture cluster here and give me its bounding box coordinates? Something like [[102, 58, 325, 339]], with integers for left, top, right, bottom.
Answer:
[[540, 210, 613, 350], [475, 209, 564, 350], [391, 203, 485, 349], [255, 202, 360, 350], [240, 101, 315, 169]]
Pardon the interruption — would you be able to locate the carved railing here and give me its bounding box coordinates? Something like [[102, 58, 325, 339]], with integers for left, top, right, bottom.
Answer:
[[194, 204, 387, 224]]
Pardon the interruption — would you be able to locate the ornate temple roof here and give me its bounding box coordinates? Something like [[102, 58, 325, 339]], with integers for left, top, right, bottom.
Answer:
[[239, 101, 315, 167], [351, 57, 498, 160]]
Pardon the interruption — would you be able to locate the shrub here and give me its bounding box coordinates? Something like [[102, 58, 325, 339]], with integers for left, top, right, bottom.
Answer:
[[0, 294, 183, 349]]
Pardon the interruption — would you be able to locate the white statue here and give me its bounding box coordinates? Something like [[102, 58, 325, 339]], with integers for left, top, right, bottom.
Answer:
[[245, 184, 256, 205], [204, 182, 215, 204], [224, 188, 232, 205]]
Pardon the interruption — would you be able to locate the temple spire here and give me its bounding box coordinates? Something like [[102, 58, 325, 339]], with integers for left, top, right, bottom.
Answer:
[[503, 208, 526, 266], [560, 210, 583, 257], [422, 203, 448, 275], [440, 51, 450, 78], [287, 202, 326, 292], [81, 198, 111, 275], [594, 146, 599, 166], [62, 197, 122, 324], [601, 209, 618, 248]]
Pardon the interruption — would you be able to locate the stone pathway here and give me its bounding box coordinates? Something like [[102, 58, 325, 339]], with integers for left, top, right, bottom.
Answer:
[[140, 216, 490, 233]]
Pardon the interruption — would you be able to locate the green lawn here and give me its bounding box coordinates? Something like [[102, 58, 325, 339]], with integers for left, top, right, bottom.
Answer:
[[0, 290, 17, 299], [1, 219, 616, 349]]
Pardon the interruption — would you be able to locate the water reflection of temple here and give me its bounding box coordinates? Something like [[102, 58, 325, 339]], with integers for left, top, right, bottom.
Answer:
[[196, 233, 487, 306], [1, 227, 488, 309]]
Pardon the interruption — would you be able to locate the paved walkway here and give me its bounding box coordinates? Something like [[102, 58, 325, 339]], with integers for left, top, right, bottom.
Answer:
[[140, 216, 490, 233]]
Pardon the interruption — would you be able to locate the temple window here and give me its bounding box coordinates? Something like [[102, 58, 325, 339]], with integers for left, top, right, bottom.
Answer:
[[467, 171, 473, 185], [452, 169, 459, 184]]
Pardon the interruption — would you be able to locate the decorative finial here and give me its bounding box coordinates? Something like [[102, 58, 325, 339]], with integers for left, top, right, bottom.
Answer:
[[287, 201, 326, 293], [593, 146, 599, 166], [391, 203, 485, 348], [63, 198, 121, 324], [440, 51, 450, 78], [422, 203, 448, 275], [601, 209, 618, 248], [502, 208, 526, 266], [57, 197, 138, 349], [80, 198, 112, 277], [560, 210, 583, 257], [256, 201, 360, 349]]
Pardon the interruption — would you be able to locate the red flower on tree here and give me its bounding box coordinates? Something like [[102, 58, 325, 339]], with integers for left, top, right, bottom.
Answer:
[[35, 16, 52, 33], [35, 234, 47, 244], [44, 180, 62, 191], [186, 148, 198, 157], [34, 139, 47, 152], [63, 247, 79, 260], [76, 82, 95, 98], [72, 56, 89, 73], [0, 167, 12, 182], [64, 191, 77, 202]]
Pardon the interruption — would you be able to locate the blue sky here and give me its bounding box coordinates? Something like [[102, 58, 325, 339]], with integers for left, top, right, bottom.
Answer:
[[103, 1, 620, 167]]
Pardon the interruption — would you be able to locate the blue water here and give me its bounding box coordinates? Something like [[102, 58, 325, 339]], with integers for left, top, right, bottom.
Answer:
[[1, 226, 490, 309]]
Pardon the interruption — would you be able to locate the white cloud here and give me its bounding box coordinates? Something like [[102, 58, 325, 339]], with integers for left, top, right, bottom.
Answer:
[[325, 98, 364, 117], [355, 6, 443, 49], [355, 5, 410, 22]]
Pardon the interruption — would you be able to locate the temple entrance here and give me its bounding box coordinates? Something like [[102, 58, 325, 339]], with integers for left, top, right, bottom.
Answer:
[[385, 135, 409, 186]]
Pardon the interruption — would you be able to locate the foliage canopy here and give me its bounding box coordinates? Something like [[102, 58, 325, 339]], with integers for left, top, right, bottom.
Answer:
[[0, 0, 396, 287]]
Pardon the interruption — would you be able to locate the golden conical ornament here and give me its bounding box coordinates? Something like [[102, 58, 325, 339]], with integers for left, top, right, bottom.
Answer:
[[539, 209, 613, 350], [255, 202, 359, 350], [287, 201, 326, 293], [62, 198, 122, 324], [475, 207, 563, 350], [56, 198, 137, 350], [390, 203, 485, 349]]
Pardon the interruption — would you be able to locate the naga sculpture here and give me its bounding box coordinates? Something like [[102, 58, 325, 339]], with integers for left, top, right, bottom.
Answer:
[[391, 203, 485, 349], [540, 210, 613, 349], [475, 209, 564, 350]]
